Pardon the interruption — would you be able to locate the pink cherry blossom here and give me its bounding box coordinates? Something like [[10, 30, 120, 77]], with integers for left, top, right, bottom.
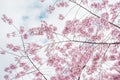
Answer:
[[1, 0, 120, 80]]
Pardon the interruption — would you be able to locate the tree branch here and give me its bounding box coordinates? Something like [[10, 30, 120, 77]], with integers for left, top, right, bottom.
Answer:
[[72, 40, 120, 44]]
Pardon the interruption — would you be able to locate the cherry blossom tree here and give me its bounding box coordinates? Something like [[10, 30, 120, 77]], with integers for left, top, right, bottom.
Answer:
[[1, 0, 120, 80]]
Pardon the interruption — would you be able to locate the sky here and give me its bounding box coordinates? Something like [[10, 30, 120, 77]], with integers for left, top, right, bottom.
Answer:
[[0, 0, 49, 79]]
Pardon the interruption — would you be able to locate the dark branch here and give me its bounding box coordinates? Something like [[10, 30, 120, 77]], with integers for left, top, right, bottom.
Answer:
[[72, 40, 120, 44]]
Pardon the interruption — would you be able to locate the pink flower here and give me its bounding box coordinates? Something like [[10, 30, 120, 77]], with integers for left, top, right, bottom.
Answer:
[[32, 56, 42, 65], [10, 64, 17, 70], [64, 2, 69, 7], [64, 43, 72, 49], [48, 5, 55, 13], [19, 26, 24, 34], [15, 73, 20, 79], [4, 75, 9, 80], [59, 14, 64, 20], [101, 12, 109, 20], [23, 33, 28, 39], [19, 71, 25, 76], [47, 57, 55, 66], [91, 3, 102, 10], [109, 55, 116, 61], [62, 27, 70, 34], [4, 67, 10, 72], [59, 2, 65, 7], [19, 62, 26, 67], [8, 19, 13, 25], [0, 51, 5, 54], [1, 14, 13, 25], [50, 76, 57, 80], [23, 65, 29, 70], [12, 46, 20, 52], [35, 72, 41, 77], [7, 44, 13, 49], [111, 29, 120, 39], [91, 35, 101, 41], [87, 27, 94, 33], [27, 43, 41, 54]]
